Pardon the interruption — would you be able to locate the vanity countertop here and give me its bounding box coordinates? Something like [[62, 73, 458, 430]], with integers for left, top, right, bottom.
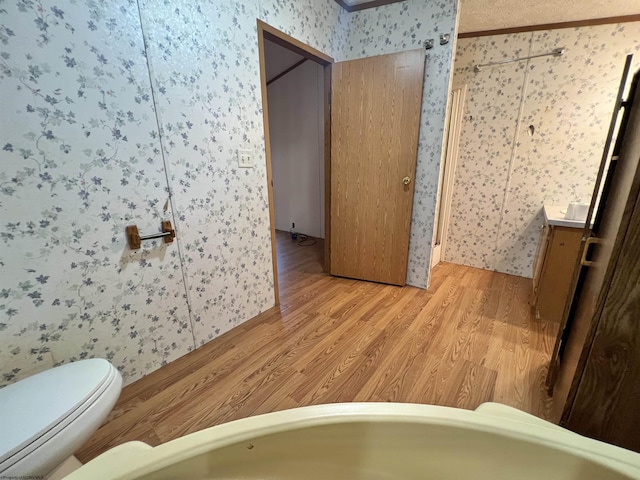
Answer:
[[543, 205, 588, 229]]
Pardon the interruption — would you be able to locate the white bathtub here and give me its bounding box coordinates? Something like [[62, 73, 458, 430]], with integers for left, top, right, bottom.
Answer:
[[66, 402, 640, 479]]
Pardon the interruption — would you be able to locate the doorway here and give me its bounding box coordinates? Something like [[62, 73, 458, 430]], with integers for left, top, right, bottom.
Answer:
[[432, 85, 466, 267], [257, 21, 333, 304], [265, 42, 325, 243], [259, 22, 426, 296]]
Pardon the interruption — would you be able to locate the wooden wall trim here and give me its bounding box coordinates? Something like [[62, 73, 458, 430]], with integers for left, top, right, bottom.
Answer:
[[257, 20, 333, 302], [266, 59, 308, 86], [564, 156, 640, 450], [323, 64, 332, 274], [458, 14, 640, 39], [257, 21, 280, 305], [258, 20, 333, 66], [334, 0, 406, 12]]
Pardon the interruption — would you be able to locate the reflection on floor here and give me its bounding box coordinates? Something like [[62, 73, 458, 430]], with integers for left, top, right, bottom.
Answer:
[[77, 229, 557, 462]]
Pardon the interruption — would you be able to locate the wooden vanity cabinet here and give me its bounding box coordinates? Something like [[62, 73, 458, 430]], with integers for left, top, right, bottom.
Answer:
[[531, 225, 583, 323]]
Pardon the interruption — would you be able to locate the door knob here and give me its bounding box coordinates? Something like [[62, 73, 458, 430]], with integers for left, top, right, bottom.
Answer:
[[403, 176, 411, 185]]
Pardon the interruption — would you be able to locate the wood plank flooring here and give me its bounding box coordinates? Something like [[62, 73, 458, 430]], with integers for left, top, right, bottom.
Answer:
[[76, 230, 558, 462]]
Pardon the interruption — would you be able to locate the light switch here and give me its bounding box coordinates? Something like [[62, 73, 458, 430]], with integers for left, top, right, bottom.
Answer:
[[237, 149, 253, 168]]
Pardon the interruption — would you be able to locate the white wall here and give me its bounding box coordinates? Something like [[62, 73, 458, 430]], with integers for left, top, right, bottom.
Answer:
[[264, 40, 306, 82], [268, 60, 325, 239]]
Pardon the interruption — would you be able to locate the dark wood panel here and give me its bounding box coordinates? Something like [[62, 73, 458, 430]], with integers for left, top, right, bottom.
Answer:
[[564, 71, 640, 451], [562, 70, 640, 417], [567, 185, 640, 450]]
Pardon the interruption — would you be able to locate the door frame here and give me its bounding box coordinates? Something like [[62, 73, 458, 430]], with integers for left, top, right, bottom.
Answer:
[[432, 85, 467, 266], [545, 55, 634, 401], [257, 20, 333, 305]]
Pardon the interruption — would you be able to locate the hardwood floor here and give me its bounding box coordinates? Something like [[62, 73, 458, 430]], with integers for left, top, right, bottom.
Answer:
[[76, 230, 558, 462]]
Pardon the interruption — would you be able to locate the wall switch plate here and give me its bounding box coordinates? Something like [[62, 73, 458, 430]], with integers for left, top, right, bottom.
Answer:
[[237, 149, 253, 168]]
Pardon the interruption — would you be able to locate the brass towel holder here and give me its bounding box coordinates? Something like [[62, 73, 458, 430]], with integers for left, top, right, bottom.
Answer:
[[126, 221, 175, 250]]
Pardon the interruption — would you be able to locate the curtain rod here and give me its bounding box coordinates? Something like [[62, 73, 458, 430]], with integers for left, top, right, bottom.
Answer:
[[474, 47, 565, 73]]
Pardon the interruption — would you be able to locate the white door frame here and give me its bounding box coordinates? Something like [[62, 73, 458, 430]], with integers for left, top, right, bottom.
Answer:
[[432, 85, 466, 267]]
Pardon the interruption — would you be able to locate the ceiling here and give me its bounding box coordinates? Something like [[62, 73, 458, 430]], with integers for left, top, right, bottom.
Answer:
[[334, 0, 640, 33], [264, 38, 305, 84], [459, 0, 640, 33]]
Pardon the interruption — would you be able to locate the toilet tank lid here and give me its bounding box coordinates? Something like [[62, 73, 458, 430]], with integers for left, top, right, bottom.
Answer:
[[0, 359, 114, 461]]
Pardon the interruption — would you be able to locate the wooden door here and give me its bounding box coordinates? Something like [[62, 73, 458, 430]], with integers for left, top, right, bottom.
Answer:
[[564, 68, 640, 451], [330, 50, 425, 286], [551, 63, 640, 428], [547, 56, 634, 403]]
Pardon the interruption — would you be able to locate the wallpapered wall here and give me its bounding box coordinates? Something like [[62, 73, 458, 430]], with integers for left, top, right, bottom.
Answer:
[[0, 0, 458, 386], [0, 0, 198, 385], [447, 23, 640, 277]]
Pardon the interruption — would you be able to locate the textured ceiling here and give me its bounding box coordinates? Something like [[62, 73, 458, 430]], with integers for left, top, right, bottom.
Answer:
[[334, 0, 639, 33], [264, 38, 305, 83], [459, 0, 640, 33]]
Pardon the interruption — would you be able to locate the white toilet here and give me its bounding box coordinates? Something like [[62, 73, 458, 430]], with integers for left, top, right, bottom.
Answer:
[[67, 402, 640, 479], [0, 358, 122, 477]]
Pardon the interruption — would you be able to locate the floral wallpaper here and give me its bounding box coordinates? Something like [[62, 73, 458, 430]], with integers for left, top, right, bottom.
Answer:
[[0, 0, 196, 386], [136, 0, 350, 347], [0, 0, 458, 387], [448, 23, 640, 277], [259, 0, 350, 59], [137, 0, 274, 348]]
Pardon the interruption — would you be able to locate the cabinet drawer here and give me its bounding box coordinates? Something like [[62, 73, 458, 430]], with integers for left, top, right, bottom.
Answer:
[[531, 225, 551, 304], [535, 226, 583, 323]]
